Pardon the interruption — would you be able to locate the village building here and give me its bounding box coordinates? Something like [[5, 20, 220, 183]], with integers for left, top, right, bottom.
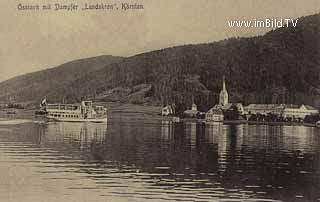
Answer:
[[244, 104, 280, 115], [211, 103, 244, 114], [234, 103, 244, 114], [206, 76, 244, 122], [281, 104, 318, 119], [205, 108, 224, 122], [217, 103, 244, 114], [161, 105, 173, 116], [183, 103, 199, 118], [244, 104, 319, 119]]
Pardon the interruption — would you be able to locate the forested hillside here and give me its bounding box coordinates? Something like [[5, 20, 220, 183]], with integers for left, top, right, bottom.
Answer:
[[0, 55, 123, 104], [66, 13, 320, 109], [0, 13, 319, 109]]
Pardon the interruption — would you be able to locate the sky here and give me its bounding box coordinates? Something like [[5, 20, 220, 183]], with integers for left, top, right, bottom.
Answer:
[[1, 0, 320, 82]]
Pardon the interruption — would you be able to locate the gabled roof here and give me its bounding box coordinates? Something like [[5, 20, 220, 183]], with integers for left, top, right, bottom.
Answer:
[[304, 105, 318, 110], [244, 104, 318, 111], [282, 104, 318, 110], [207, 107, 223, 115]]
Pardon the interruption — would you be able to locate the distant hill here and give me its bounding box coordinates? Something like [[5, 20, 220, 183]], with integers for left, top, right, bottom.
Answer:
[[66, 13, 320, 109], [0, 55, 123, 104], [0, 13, 319, 109]]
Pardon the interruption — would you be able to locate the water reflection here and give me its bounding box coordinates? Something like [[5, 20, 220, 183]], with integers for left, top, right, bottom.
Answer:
[[184, 122, 197, 148], [43, 122, 107, 151], [160, 120, 173, 141], [0, 120, 319, 202]]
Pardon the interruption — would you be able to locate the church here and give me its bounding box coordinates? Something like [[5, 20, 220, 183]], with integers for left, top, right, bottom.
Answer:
[[205, 76, 244, 122]]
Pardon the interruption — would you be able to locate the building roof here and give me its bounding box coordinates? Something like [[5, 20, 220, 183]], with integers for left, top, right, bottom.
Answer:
[[281, 104, 300, 109], [213, 104, 230, 110], [245, 104, 318, 111], [245, 104, 279, 110], [183, 110, 199, 115], [214, 103, 243, 111], [303, 105, 317, 110], [283, 104, 318, 111], [207, 108, 223, 115]]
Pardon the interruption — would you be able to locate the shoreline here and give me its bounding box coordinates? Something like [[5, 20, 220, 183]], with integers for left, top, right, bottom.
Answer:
[[0, 116, 317, 128], [163, 117, 318, 128], [0, 106, 319, 128]]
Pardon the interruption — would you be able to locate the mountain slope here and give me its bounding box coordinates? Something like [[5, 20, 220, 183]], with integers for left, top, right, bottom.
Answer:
[[66, 13, 320, 109], [0, 55, 123, 103], [1, 13, 320, 109]]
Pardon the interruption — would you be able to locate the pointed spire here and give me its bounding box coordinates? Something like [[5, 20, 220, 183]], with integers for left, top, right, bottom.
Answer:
[[219, 75, 228, 106], [222, 75, 226, 91]]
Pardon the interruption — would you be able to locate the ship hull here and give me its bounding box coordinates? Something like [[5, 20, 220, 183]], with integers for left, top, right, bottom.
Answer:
[[46, 117, 108, 123]]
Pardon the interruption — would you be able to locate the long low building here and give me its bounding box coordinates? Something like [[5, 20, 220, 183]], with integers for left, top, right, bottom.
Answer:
[[244, 104, 319, 119], [281, 104, 318, 119], [244, 104, 281, 115]]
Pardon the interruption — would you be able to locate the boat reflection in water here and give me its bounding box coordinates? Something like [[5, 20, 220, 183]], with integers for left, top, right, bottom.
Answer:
[[41, 122, 108, 151]]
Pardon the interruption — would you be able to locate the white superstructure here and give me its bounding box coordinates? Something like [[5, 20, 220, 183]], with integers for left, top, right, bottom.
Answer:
[[42, 100, 107, 123]]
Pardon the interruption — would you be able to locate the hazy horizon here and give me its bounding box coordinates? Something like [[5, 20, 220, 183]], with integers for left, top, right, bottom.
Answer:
[[1, 0, 320, 82]]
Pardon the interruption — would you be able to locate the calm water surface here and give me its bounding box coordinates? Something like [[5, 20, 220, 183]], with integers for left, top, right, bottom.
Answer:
[[0, 117, 319, 202]]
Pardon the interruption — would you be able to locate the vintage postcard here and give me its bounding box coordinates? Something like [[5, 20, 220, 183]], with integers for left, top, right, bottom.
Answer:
[[0, 0, 320, 201]]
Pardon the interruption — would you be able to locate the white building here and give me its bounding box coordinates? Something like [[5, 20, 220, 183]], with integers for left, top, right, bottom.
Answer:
[[191, 103, 197, 111], [244, 104, 279, 115], [184, 103, 199, 118], [244, 104, 319, 119], [161, 105, 173, 116], [281, 104, 318, 119], [205, 108, 224, 122]]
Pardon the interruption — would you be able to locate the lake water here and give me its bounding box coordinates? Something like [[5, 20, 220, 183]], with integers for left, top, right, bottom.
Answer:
[[0, 117, 319, 202]]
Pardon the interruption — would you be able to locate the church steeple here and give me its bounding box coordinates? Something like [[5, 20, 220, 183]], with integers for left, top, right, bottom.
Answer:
[[222, 75, 226, 91], [219, 75, 228, 106]]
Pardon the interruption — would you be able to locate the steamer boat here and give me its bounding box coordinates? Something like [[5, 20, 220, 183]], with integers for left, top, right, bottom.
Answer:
[[38, 98, 107, 123]]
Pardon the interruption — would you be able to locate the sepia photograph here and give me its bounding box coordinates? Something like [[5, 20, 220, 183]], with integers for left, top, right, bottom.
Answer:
[[0, 0, 320, 201]]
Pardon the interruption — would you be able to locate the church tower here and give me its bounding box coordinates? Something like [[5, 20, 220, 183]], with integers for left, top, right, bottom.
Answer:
[[219, 76, 228, 106]]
